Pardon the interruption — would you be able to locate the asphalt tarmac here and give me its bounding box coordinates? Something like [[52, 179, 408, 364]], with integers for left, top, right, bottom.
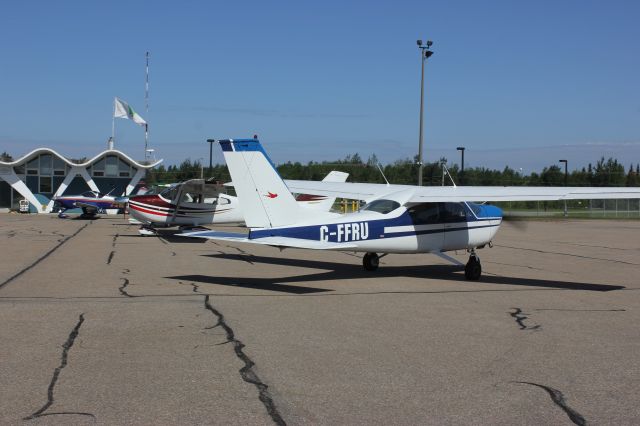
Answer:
[[1, 214, 639, 425]]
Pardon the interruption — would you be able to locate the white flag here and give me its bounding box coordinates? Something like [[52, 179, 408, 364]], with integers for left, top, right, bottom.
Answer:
[[114, 97, 147, 127]]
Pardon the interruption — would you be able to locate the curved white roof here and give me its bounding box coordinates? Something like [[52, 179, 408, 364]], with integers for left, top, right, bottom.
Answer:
[[0, 147, 162, 169]]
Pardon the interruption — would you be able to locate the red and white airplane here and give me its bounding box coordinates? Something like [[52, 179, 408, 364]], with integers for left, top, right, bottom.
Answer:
[[127, 171, 349, 235]]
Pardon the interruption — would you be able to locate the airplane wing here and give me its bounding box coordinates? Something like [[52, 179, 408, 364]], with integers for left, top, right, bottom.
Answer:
[[407, 186, 640, 203], [285, 180, 409, 202], [74, 201, 100, 213], [284, 180, 640, 203], [180, 229, 358, 250]]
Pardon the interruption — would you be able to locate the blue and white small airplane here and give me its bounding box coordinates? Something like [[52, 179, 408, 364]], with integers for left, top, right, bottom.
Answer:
[[54, 190, 126, 218], [182, 138, 640, 280]]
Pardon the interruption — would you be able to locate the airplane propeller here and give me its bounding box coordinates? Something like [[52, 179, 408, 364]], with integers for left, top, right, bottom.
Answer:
[[501, 214, 528, 231]]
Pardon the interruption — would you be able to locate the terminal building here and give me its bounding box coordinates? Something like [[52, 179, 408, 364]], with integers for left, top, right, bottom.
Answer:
[[0, 148, 162, 213]]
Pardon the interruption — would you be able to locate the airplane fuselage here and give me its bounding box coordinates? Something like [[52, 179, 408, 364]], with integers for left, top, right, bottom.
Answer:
[[128, 194, 243, 226], [248, 202, 503, 254]]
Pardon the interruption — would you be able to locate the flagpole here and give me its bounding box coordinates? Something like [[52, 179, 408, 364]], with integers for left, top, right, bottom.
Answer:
[[112, 97, 116, 147], [144, 51, 150, 160]]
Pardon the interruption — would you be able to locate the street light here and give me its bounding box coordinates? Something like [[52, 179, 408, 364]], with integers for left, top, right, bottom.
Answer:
[[558, 159, 568, 186], [457, 147, 465, 185], [559, 159, 568, 216], [206, 139, 216, 172], [417, 39, 434, 186]]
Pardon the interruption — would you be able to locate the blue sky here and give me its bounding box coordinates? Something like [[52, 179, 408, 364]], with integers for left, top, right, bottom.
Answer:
[[1, 0, 638, 172]]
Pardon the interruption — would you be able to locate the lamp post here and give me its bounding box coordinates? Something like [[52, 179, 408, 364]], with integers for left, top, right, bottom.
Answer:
[[559, 159, 568, 216], [457, 146, 465, 185], [417, 39, 434, 186], [206, 139, 215, 173]]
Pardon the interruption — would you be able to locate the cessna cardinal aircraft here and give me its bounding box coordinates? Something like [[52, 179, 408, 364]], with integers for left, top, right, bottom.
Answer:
[[54, 190, 126, 218], [182, 138, 640, 280], [128, 171, 349, 234]]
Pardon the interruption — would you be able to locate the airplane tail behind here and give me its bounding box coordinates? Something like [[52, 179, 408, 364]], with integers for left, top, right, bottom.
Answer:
[[219, 139, 301, 228], [297, 171, 349, 211]]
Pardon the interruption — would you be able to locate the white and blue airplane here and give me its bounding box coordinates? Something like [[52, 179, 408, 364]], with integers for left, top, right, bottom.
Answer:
[[182, 138, 640, 280]]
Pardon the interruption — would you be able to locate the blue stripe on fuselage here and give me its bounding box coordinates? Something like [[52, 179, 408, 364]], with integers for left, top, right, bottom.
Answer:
[[249, 206, 500, 243]]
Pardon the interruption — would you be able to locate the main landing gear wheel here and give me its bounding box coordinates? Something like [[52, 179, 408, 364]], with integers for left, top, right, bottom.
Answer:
[[464, 252, 482, 281], [363, 252, 380, 271]]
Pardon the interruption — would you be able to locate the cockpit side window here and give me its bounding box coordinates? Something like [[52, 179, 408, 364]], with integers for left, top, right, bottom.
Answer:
[[408, 203, 439, 224], [363, 199, 401, 214]]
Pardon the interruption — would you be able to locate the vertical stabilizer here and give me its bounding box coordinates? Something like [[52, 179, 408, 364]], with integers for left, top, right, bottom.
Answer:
[[219, 139, 301, 228], [297, 170, 349, 211]]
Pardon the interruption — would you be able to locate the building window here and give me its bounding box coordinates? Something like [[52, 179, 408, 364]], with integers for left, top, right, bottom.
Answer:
[[53, 156, 66, 175], [119, 171, 130, 177], [40, 176, 52, 193], [105, 155, 118, 177], [13, 165, 25, 175], [27, 157, 38, 175], [40, 154, 53, 175], [92, 158, 105, 176]]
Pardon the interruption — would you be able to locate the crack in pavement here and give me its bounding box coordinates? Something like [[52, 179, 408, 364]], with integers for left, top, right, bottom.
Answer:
[[112, 233, 119, 248], [559, 241, 640, 252], [0, 223, 91, 290], [23, 314, 93, 421], [178, 281, 201, 293], [203, 295, 285, 425], [509, 308, 541, 331], [514, 381, 586, 425], [497, 244, 639, 266], [534, 308, 626, 312], [107, 251, 115, 265], [119, 278, 136, 298], [225, 245, 255, 264]]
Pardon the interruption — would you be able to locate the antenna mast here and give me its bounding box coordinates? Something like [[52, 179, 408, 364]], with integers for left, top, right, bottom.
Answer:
[[144, 51, 150, 160]]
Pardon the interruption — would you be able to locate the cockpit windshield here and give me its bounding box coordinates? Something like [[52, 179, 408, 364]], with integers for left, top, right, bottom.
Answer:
[[160, 186, 179, 201], [81, 191, 100, 198], [362, 199, 401, 214]]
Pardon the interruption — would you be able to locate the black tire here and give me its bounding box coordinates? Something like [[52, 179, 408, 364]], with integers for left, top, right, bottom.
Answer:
[[464, 257, 482, 280], [363, 252, 380, 271]]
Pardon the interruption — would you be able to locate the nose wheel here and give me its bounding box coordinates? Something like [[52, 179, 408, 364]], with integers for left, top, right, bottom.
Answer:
[[464, 250, 482, 280], [363, 252, 380, 271]]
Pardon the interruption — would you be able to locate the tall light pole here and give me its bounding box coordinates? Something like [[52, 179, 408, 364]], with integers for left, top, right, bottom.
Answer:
[[206, 139, 215, 173], [457, 146, 465, 185], [559, 159, 568, 186], [417, 39, 434, 186], [559, 159, 568, 216]]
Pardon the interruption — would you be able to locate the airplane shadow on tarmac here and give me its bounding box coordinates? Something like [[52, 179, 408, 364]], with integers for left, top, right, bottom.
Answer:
[[166, 253, 626, 295]]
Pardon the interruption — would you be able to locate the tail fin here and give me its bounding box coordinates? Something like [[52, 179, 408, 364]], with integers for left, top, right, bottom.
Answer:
[[219, 139, 301, 228], [297, 171, 349, 211]]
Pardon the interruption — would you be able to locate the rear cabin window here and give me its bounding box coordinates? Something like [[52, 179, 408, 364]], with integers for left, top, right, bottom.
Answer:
[[408, 203, 439, 224], [363, 199, 400, 214]]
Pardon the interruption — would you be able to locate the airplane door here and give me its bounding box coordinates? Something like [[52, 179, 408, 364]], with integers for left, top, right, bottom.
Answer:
[[442, 202, 471, 251], [407, 203, 444, 252]]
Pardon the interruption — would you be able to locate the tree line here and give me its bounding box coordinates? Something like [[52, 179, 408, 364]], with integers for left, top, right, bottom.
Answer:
[[144, 154, 640, 188], [2, 150, 637, 188]]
